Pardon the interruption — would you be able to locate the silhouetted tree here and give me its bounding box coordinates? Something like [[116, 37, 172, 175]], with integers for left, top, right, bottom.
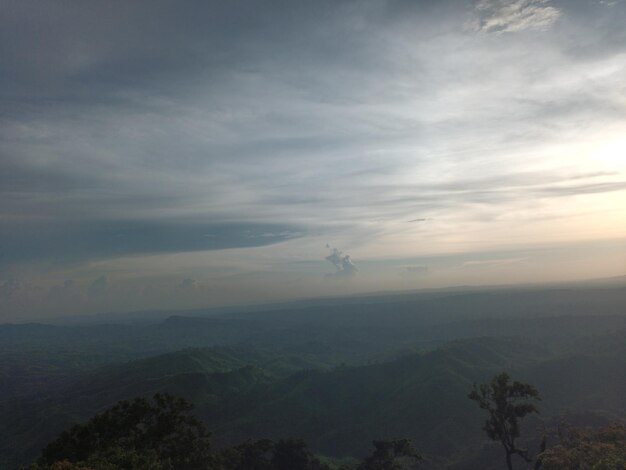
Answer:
[[218, 439, 274, 470], [38, 394, 213, 469], [34, 393, 430, 470], [215, 437, 331, 470], [357, 439, 421, 470], [271, 439, 329, 470], [468, 372, 540, 470]]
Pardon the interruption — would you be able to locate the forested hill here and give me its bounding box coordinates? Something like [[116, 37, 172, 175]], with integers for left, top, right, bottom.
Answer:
[[0, 284, 625, 468], [2, 333, 625, 468]]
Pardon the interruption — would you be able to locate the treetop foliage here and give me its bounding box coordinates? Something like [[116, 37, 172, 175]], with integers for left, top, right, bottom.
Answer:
[[29, 394, 421, 470], [37, 394, 213, 470], [356, 439, 421, 470], [539, 423, 626, 470], [26, 376, 623, 470], [468, 372, 540, 470]]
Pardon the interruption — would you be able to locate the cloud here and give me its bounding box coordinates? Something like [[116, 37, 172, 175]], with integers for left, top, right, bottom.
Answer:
[[181, 278, 198, 288], [0, 277, 24, 300], [0, 221, 304, 264], [325, 247, 358, 279], [48, 279, 76, 300], [537, 181, 626, 197], [462, 258, 526, 268], [360, 173, 626, 218], [401, 266, 430, 278], [1, 0, 625, 319], [470, 0, 561, 33], [0, 0, 622, 247], [88, 275, 108, 298]]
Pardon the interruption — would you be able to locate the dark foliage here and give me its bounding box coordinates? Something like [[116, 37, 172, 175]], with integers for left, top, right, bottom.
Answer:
[[218, 439, 275, 470], [38, 393, 213, 469], [30, 396, 344, 469], [357, 439, 422, 470], [217, 438, 331, 470], [271, 439, 328, 470], [538, 422, 626, 470]]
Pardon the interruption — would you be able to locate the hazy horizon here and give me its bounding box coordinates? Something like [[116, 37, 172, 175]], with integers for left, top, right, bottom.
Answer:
[[2, 0, 625, 321]]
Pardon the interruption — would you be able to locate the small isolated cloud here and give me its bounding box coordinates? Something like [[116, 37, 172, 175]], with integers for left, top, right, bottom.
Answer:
[[400, 266, 430, 278], [181, 278, 198, 288], [470, 0, 561, 33], [88, 275, 108, 298], [324, 247, 358, 280]]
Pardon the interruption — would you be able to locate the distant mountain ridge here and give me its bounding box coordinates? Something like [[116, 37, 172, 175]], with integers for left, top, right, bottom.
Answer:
[[1, 284, 625, 468]]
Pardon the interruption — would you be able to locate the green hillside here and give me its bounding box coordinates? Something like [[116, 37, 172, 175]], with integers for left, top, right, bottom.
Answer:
[[201, 335, 625, 468], [1, 286, 625, 469], [2, 332, 624, 469]]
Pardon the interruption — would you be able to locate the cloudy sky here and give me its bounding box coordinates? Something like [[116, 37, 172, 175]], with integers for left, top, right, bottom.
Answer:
[[1, 0, 625, 320]]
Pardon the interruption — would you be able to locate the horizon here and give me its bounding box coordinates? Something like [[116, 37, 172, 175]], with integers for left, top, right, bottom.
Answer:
[[2, 0, 626, 322], [6, 272, 626, 326]]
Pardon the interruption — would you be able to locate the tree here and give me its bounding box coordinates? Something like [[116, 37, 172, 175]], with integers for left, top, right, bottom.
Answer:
[[38, 394, 213, 470], [357, 439, 422, 470], [218, 439, 275, 470], [216, 438, 331, 470], [271, 439, 327, 470], [538, 423, 626, 470], [468, 372, 540, 470]]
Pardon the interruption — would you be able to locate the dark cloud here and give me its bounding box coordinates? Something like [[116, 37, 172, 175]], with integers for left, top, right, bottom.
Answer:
[[0, 0, 410, 94], [551, 0, 626, 59], [0, 221, 304, 264]]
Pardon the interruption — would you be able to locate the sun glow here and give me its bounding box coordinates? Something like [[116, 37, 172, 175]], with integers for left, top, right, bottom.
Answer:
[[591, 135, 626, 170]]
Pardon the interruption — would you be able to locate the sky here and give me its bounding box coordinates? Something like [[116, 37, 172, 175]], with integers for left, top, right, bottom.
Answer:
[[1, 0, 625, 321]]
